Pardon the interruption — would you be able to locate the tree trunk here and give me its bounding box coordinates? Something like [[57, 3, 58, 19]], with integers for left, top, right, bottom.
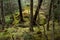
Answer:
[[51, 8, 55, 40], [18, 0, 24, 22], [30, 0, 34, 32], [51, 0, 55, 40], [33, 0, 43, 25], [47, 0, 52, 31], [1, 0, 5, 30], [58, 0, 60, 4]]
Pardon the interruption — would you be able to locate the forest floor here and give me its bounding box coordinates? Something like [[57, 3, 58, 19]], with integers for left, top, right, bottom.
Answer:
[[0, 14, 60, 40], [0, 22, 60, 40]]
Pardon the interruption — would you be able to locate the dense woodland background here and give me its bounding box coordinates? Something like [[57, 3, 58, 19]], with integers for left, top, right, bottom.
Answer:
[[0, 0, 60, 40]]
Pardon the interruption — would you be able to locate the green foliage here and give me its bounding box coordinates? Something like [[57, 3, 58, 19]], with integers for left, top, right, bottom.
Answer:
[[22, 32, 35, 40], [3, 0, 18, 15], [53, 0, 60, 20], [39, 14, 46, 25], [5, 16, 11, 24]]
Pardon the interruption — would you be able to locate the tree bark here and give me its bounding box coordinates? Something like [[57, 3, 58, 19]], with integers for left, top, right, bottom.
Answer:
[[1, 0, 5, 30], [58, 0, 60, 4], [51, 7, 55, 40], [33, 0, 43, 25], [30, 0, 34, 32], [18, 0, 24, 22], [51, 0, 55, 40], [47, 0, 52, 31]]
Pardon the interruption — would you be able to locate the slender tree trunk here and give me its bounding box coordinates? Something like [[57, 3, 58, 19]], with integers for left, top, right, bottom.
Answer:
[[0, 1, 2, 24], [51, 8, 55, 40], [1, 0, 5, 30], [18, 0, 24, 22], [58, 0, 60, 4], [30, 0, 34, 32], [47, 0, 52, 31], [51, 0, 55, 40], [57, 0, 60, 26], [33, 0, 43, 25]]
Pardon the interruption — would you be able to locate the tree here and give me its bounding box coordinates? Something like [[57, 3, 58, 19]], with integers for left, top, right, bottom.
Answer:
[[47, 0, 52, 31], [18, 0, 24, 22], [30, 0, 34, 32], [1, 0, 5, 30], [33, 0, 43, 25], [51, 0, 55, 40], [58, 0, 60, 4]]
